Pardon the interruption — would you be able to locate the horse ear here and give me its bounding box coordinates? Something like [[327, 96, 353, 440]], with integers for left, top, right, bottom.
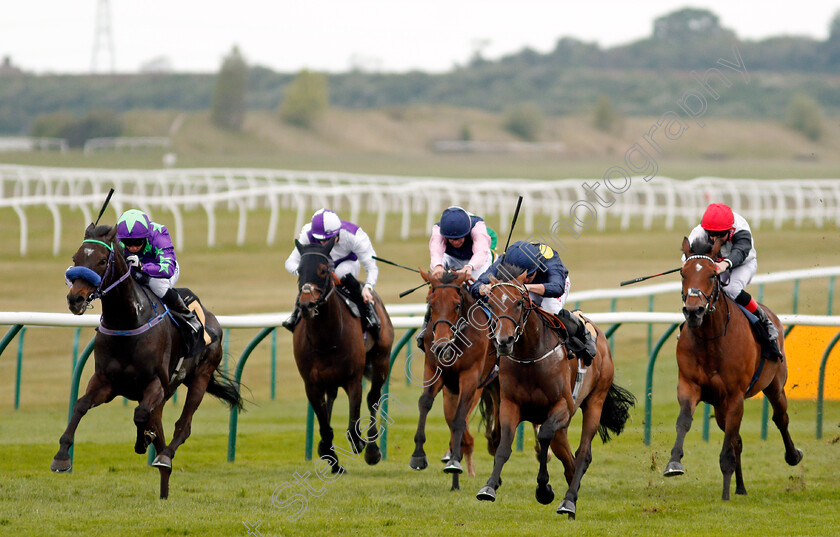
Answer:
[[516, 271, 528, 284], [681, 236, 692, 256], [295, 239, 303, 252], [324, 236, 337, 251], [419, 267, 430, 282], [84, 223, 95, 238]]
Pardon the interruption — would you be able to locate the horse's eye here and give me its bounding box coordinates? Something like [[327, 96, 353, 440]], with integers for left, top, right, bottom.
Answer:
[[99, 258, 107, 266]]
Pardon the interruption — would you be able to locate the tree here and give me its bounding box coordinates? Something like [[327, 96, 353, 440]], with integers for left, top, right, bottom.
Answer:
[[593, 94, 621, 133], [653, 8, 725, 42], [502, 103, 543, 141], [211, 46, 248, 131], [786, 93, 824, 141], [279, 70, 329, 128], [826, 10, 840, 69]]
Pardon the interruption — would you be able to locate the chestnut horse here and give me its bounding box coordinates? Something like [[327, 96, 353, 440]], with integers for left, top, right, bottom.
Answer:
[[665, 237, 803, 499], [57, 224, 242, 499], [409, 269, 497, 491], [292, 238, 394, 472], [475, 264, 635, 518]]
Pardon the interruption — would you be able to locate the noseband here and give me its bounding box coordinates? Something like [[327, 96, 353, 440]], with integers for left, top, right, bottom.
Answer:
[[296, 251, 336, 316], [66, 239, 131, 309]]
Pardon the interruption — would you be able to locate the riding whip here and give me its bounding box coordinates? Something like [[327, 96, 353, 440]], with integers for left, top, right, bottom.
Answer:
[[502, 196, 524, 254], [372, 255, 421, 274], [399, 282, 429, 298], [619, 267, 681, 286], [93, 188, 115, 226]]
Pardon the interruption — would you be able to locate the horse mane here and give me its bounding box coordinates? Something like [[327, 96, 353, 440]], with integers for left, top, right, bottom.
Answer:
[[87, 224, 113, 239], [688, 235, 713, 256], [497, 263, 525, 282], [439, 271, 459, 284]]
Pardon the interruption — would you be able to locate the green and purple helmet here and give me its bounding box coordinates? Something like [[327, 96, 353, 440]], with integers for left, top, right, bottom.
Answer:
[[116, 209, 152, 241]]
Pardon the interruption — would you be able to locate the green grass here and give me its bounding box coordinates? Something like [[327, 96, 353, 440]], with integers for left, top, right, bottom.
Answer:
[[0, 204, 839, 536]]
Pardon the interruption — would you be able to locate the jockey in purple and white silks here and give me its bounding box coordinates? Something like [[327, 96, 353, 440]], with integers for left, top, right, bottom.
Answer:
[[283, 209, 381, 335], [116, 209, 203, 355]]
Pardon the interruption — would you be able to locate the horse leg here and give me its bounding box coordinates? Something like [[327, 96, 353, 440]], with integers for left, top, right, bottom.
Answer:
[[718, 399, 745, 500], [444, 376, 479, 489], [536, 411, 568, 506], [557, 395, 602, 519], [345, 377, 365, 457], [409, 364, 443, 471], [462, 391, 482, 478], [549, 428, 575, 486], [134, 378, 165, 455], [733, 434, 746, 496], [441, 388, 455, 464], [664, 379, 701, 477], [307, 384, 341, 473], [764, 375, 804, 466], [363, 360, 388, 466], [153, 366, 213, 470], [147, 405, 172, 500], [476, 400, 520, 502], [51, 373, 115, 472]]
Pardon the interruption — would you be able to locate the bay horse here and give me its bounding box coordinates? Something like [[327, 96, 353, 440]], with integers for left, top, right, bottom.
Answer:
[[56, 224, 243, 499], [409, 269, 497, 491], [292, 238, 394, 472], [475, 264, 635, 518], [665, 236, 803, 499]]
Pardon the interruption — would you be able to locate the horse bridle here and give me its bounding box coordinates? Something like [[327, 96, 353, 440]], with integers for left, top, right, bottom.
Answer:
[[429, 282, 468, 335], [68, 239, 132, 309], [681, 254, 730, 339], [487, 281, 534, 344], [296, 251, 337, 316]]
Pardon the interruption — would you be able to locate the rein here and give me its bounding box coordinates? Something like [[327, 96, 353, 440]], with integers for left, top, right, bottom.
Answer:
[[682, 254, 730, 340], [429, 283, 468, 336]]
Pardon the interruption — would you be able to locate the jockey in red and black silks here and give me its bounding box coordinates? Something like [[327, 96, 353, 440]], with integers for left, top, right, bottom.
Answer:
[[686, 202, 781, 359], [283, 208, 381, 335]]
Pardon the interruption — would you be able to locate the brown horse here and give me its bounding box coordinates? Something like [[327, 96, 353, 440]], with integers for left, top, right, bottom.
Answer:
[[409, 269, 497, 490], [57, 224, 242, 499], [292, 238, 394, 472], [665, 237, 803, 499], [474, 264, 635, 518]]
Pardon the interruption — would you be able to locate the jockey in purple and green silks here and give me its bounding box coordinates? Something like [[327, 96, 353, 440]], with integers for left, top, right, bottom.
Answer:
[[116, 209, 203, 352]]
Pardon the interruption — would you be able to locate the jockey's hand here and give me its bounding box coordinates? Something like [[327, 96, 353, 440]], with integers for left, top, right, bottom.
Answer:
[[478, 284, 491, 296], [715, 261, 729, 274], [132, 270, 150, 285], [459, 265, 473, 279], [126, 255, 141, 268], [432, 266, 445, 278], [362, 286, 374, 304]]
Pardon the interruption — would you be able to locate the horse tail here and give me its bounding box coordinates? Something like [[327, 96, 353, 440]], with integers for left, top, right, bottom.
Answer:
[[207, 367, 245, 411], [478, 377, 501, 455], [597, 383, 636, 443]]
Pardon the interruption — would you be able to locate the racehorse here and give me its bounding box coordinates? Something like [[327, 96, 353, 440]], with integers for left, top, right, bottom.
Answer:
[[665, 236, 803, 499], [409, 269, 497, 491], [56, 224, 242, 499], [292, 238, 394, 472], [475, 264, 635, 518]]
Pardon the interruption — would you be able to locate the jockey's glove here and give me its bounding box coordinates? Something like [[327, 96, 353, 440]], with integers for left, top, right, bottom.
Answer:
[[126, 255, 141, 268]]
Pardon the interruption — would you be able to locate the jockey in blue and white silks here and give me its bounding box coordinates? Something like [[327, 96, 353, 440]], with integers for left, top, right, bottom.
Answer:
[[283, 209, 381, 335]]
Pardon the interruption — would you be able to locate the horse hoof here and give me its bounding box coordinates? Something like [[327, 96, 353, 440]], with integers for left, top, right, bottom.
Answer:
[[557, 499, 576, 519], [51, 458, 71, 473], [441, 450, 451, 463], [152, 454, 172, 469], [443, 460, 463, 474], [332, 464, 346, 475], [536, 484, 555, 505], [364, 446, 382, 466], [663, 461, 685, 477], [476, 486, 496, 502], [786, 448, 804, 466], [409, 455, 428, 470]]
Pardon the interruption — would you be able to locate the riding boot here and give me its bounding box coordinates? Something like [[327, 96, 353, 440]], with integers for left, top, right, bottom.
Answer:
[[282, 304, 301, 333], [416, 305, 432, 352], [364, 301, 381, 340], [752, 306, 783, 361], [559, 310, 597, 367], [162, 288, 204, 358], [340, 274, 380, 339]]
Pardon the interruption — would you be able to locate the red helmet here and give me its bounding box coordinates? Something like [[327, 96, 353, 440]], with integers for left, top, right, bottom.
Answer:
[[701, 203, 734, 232]]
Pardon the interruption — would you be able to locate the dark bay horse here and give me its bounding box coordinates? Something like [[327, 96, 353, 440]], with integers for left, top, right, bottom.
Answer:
[[56, 224, 242, 499], [292, 238, 394, 472], [475, 265, 635, 518], [409, 269, 497, 491], [665, 237, 803, 499]]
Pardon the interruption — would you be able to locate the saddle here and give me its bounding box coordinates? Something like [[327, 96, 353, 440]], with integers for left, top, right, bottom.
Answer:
[[735, 303, 783, 362]]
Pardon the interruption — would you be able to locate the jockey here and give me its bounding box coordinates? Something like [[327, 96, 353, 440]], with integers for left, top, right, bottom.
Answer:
[[471, 240, 597, 366], [416, 206, 493, 351], [283, 208, 381, 337], [687, 203, 781, 359], [115, 209, 204, 354]]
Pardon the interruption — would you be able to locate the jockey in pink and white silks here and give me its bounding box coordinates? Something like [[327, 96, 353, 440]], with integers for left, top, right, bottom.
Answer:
[[283, 209, 381, 335]]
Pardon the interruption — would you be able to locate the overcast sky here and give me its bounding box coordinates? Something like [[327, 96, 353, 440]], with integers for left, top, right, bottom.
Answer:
[[2, 1, 838, 74]]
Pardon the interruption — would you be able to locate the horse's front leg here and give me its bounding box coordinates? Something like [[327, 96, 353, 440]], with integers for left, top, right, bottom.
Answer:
[[476, 399, 520, 502], [362, 351, 389, 466], [135, 378, 165, 455], [665, 377, 701, 477], [445, 374, 480, 491], [409, 361, 443, 471], [557, 392, 604, 519], [345, 375, 365, 457], [51, 373, 115, 472], [718, 399, 745, 500], [146, 405, 171, 499]]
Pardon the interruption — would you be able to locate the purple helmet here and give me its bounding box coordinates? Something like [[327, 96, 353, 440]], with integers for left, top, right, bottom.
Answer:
[[310, 209, 342, 240], [116, 209, 152, 240]]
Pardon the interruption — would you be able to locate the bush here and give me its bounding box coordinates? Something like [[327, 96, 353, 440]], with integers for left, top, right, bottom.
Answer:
[[211, 46, 248, 131], [593, 94, 621, 133], [279, 70, 329, 128], [29, 109, 122, 148], [502, 103, 543, 141], [786, 93, 824, 140]]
